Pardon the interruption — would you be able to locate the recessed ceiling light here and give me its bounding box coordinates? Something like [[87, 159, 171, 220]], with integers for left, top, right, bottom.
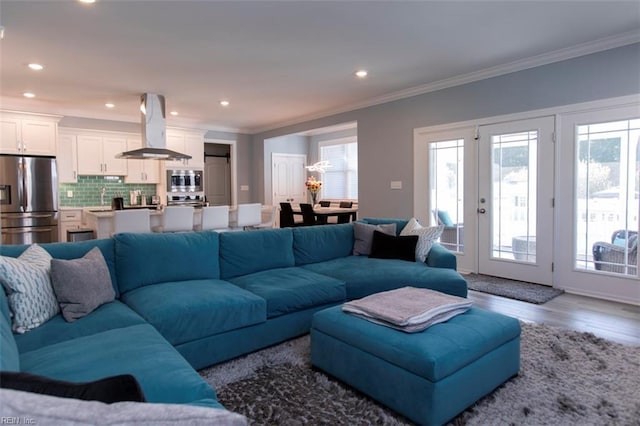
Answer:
[[170, 111, 179, 116], [78, 0, 96, 4], [23, 92, 36, 98], [355, 70, 368, 78], [105, 103, 115, 108], [28, 63, 44, 71], [220, 100, 230, 107]]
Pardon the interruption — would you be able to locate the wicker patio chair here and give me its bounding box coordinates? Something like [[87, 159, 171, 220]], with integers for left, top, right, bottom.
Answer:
[[592, 230, 638, 274]]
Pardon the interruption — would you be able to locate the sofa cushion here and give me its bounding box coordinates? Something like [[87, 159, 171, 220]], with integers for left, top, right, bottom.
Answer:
[[1, 389, 243, 425], [121, 279, 266, 346], [14, 300, 147, 355], [302, 256, 467, 300], [219, 229, 295, 279], [0, 244, 59, 333], [0, 239, 120, 298], [228, 267, 346, 318], [50, 247, 115, 322], [292, 224, 354, 265], [115, 231, 220, 294], [19, 323, 218, 405]]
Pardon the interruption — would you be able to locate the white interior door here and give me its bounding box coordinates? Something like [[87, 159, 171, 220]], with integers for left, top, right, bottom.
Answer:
[[205, 156, 230, 205], [272, 154, 307, 206], [477, 117, 555, 285]]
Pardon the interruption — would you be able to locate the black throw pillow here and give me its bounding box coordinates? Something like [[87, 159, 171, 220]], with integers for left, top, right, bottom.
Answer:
[[0, 371, 146, 403], [369, 230, 418, 262]]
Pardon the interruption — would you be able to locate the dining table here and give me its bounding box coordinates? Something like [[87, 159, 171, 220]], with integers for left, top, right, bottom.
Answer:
[[292, 206, 358, 224]]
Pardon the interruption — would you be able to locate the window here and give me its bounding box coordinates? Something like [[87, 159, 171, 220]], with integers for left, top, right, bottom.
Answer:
[[575, 118, 640, 275], [319, 139, 358, 200]]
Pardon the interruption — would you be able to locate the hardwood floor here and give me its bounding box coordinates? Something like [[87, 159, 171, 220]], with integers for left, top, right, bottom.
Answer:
[[468, 290, 640, 346]]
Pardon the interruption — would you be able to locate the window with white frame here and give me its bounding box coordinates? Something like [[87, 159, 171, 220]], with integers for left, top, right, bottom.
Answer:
[[319, 138, 358, 200]]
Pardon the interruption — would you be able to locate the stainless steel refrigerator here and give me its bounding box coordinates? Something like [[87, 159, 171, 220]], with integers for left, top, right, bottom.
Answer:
[[1, 155, 59, 245]]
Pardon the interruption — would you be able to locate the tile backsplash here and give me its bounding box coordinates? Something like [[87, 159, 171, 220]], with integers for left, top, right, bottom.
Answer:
[[59, 176, 157, 207]]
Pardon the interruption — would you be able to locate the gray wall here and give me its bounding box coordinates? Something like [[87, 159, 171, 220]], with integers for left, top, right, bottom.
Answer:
[[252, 43, 640, 218]]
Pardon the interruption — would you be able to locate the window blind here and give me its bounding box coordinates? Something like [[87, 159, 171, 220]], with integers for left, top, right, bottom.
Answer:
[[320, 141, 358, 199]]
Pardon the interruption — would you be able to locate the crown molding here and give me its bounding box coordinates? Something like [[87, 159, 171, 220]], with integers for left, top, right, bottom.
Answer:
[[249, 30, 640, 135]]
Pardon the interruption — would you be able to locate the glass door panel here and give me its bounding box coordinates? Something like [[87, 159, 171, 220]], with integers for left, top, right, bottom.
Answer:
[[429, 139, 464, 252], [491, 131, 537, 263]]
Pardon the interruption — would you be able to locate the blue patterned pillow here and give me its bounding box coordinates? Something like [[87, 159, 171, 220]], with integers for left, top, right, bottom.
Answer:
[[0, 244, 59, 333]]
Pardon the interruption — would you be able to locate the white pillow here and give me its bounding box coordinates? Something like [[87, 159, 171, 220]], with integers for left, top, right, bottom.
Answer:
[[400, 218, 444, 262], [0, 244, 59, 333]]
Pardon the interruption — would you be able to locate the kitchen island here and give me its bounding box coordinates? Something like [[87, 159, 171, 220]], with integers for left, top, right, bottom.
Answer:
[[83, 205, 274, 238]]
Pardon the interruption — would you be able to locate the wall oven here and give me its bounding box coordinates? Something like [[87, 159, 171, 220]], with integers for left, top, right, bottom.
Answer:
[[167, 169, 203, 193]]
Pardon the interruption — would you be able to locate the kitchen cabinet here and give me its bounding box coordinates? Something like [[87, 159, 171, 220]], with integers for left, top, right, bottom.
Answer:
[[57, 133, 78, 183], [0, 112, 60, 155], [125, 137, 160, 183], [77, 133, 128, 176], [58, 209, 83, 242], [165, 128, 205, 169]]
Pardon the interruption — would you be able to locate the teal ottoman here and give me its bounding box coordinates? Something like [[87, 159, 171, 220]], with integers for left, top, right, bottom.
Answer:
[[311, 306, 520, 425]]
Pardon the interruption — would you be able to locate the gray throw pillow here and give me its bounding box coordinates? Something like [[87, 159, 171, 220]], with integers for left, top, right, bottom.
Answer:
[[50, 247, 115, 322], [353, 222, 397, 256]]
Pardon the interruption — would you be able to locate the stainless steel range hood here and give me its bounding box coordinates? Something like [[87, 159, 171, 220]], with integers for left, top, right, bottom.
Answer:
[[117, 93, 192, 161]]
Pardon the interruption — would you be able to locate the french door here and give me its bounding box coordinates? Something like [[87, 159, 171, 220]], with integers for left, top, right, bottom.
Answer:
[[477, 117, 555, 285]]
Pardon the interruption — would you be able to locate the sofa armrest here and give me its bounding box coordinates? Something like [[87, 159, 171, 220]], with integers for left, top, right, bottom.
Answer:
[[426, 243, 457, 270]]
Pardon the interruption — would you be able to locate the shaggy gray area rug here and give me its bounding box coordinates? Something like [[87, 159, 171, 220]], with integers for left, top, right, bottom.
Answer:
[[200, 322, 640, 425], [464, 273, 564, 304]]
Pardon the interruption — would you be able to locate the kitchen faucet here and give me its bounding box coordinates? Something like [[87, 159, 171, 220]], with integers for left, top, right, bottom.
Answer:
[[101, 187, 106, 206]]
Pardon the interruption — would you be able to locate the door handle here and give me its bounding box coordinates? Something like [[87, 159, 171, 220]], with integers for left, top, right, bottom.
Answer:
[[477, 208, 486, 214]]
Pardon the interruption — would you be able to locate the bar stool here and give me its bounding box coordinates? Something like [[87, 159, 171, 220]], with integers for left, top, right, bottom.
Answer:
[[113, 210, 151, 235], [197, 205, 230, 232], [235, 203, 263, 230], [154, 206, 194, 233]]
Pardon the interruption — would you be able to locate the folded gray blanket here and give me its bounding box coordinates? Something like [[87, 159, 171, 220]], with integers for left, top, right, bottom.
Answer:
[[342, 286, 472, 333]]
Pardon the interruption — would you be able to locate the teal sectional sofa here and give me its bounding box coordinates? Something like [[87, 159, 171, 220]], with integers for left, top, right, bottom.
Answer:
[[0, 219, 467, 413]]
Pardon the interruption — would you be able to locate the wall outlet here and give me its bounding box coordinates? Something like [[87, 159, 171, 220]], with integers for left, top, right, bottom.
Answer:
[[390, 181, 402, 190], [240, 185, 249, 191], [66, 190, 73, 198]]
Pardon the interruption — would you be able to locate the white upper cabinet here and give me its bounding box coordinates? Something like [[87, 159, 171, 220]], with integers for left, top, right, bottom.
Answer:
[[165, 128, 205, 169], [57, 133, 78, 183], [0, 112, 60, 155], [124, 137, 160, 183], [76, 132, 128, 176]]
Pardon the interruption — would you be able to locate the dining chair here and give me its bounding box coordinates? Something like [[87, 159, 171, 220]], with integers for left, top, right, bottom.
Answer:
[[197, 205, 230, 232], [337, 200, 354, 224], [279, 202, 300, 228], [154, 206, 194, 232], [236, 203, 263, 230], [113, 209, 151, 235], [319, 200, 331, 207], [300, 203, 320, 226]]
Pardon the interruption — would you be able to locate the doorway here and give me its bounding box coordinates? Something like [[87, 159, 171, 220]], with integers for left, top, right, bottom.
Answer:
[[204, 140, 236, 206]]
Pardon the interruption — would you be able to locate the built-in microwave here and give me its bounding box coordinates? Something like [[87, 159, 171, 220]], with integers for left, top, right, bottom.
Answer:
[[167, 169, 203, 193]]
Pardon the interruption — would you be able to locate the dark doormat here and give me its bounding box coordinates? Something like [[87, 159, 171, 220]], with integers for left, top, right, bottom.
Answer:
[[464, 273, 564, 304]]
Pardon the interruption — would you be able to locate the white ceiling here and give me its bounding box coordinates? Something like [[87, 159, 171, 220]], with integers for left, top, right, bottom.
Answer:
[[0, 1, 638, 134]]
